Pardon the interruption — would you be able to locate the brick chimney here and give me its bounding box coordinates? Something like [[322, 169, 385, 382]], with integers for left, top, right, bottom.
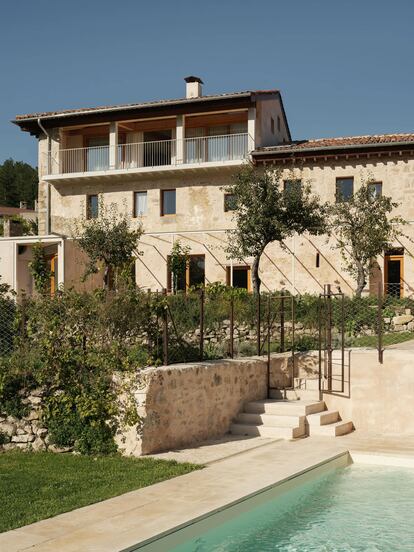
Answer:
[[185, 76, 203, 99]]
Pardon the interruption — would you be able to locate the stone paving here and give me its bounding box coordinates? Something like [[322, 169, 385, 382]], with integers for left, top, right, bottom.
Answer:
[[0, 437, 348, 552], [2, 431, 414, 552]]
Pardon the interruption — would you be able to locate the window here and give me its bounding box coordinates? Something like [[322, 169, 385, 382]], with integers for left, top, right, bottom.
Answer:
[[134, 191, 147, 217], [224, 193, 237, 212], [270, 117, 275, 134], [161, 189, 176, 216], [188, 256, 205, 288], [336, 177, 354, 202], [283, 179, 302, 193], [226, 266, 251, 291], [167, 254, 205, 292], [87, 194, 99, 219], [368, 182, 382, 199], [277, 115, 281, 132], [316, 252, 320, 268]]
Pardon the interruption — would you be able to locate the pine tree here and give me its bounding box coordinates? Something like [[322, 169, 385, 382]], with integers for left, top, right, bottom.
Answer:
[[0, 159, 38, 207]]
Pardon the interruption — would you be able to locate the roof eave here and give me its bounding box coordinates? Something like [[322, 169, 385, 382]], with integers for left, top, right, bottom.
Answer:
[[253, 140, 414, 159], [12, 91, 264, 125]]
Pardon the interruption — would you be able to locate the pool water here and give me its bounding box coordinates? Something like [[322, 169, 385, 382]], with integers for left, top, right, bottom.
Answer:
[[170, 464, 414, 551]]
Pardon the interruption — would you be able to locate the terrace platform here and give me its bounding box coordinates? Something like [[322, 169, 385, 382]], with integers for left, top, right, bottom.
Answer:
[[2, 432, 414, 552]]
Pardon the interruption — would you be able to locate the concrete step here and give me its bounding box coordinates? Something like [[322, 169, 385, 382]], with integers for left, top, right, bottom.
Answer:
[[245, 399, 325, 416], [270, 388, 320, 401], [306, 410, 340, 426], [309, 420, 353, 437], [235, 412, 306, 428], [230, 423, 306, 439]]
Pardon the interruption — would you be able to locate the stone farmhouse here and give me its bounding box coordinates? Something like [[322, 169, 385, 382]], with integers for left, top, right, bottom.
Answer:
[[2, 76, 414, 297]]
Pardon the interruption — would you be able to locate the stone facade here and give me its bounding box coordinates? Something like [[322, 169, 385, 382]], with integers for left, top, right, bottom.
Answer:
[[37, 146, 414, 297]]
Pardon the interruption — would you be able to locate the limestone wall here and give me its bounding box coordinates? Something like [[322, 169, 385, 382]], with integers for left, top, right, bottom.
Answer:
[[38, 152, 414, 296], [116, 354, 295, 456], [323, 348, 414, 434]]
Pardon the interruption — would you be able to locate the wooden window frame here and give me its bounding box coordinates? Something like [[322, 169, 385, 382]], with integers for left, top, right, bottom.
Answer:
[[161, 189, 176, 217], [167, 254, 205, 293], [384, 250, 404, 297], [226, 265, 251, 292]]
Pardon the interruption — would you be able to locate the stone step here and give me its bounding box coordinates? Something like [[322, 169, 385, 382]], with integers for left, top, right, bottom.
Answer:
[[230, 423, 306, 439], [308, 420, 353, 437], [235, 412, 306, 428], [306, 410, 340, 426], [245, 399, 325, 416], [270, 388, 320, 401]]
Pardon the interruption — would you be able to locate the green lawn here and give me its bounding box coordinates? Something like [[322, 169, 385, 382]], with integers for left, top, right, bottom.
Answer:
[[350, 331, 414, 348], [0, 451, 201, 533]]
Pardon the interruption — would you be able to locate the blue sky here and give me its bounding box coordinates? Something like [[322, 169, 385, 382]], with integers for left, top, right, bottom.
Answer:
[[1, 0, 413, 166]]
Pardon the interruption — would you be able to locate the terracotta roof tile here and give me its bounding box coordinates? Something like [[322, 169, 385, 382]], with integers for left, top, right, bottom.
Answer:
[[14, 89, 278, 122], [254, 133, 414, 155]]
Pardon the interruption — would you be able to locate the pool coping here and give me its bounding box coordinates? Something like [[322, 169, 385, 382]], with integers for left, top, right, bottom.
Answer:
[[350, 451, 414, 468], [127, 450, 350, 551], [0, 439, 349, 552], [1, 438, 413, 552]]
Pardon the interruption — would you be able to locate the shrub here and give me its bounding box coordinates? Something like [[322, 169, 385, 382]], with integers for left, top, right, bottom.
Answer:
[[0, 289, 152, 454]]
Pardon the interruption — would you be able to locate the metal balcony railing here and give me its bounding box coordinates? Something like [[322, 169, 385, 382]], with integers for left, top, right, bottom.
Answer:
[[46, 133, 249, 176]]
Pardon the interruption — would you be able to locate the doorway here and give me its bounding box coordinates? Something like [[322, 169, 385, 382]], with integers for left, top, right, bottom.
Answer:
[[384, 249, 404, 297]]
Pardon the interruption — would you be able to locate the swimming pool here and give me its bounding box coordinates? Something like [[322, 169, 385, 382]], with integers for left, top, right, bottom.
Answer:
[[137, 461, 414, 551]]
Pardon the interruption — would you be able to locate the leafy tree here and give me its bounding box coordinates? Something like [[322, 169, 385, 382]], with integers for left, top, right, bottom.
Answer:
[[0, 159, 38, 208], [29, 242, 52, 294], [225, 163, 327, 294], [330, 176, 407, 297], [74, 197, 143, 290], [169, 240, 191, 293]]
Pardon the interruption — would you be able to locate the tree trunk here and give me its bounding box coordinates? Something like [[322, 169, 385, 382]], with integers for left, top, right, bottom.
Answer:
[[251, 254, 261, 295], [355, 262, 366, 298]]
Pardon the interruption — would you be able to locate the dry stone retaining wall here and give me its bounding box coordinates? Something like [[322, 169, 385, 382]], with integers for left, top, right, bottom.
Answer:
[[1, 353, 316, 456], [0, 389, 51, 452], [116, 353, 306, 456]]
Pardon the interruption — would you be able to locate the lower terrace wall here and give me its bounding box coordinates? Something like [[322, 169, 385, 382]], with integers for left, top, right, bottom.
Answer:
[[3, 349, 412, 455], [116, 353, 298, 456]]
